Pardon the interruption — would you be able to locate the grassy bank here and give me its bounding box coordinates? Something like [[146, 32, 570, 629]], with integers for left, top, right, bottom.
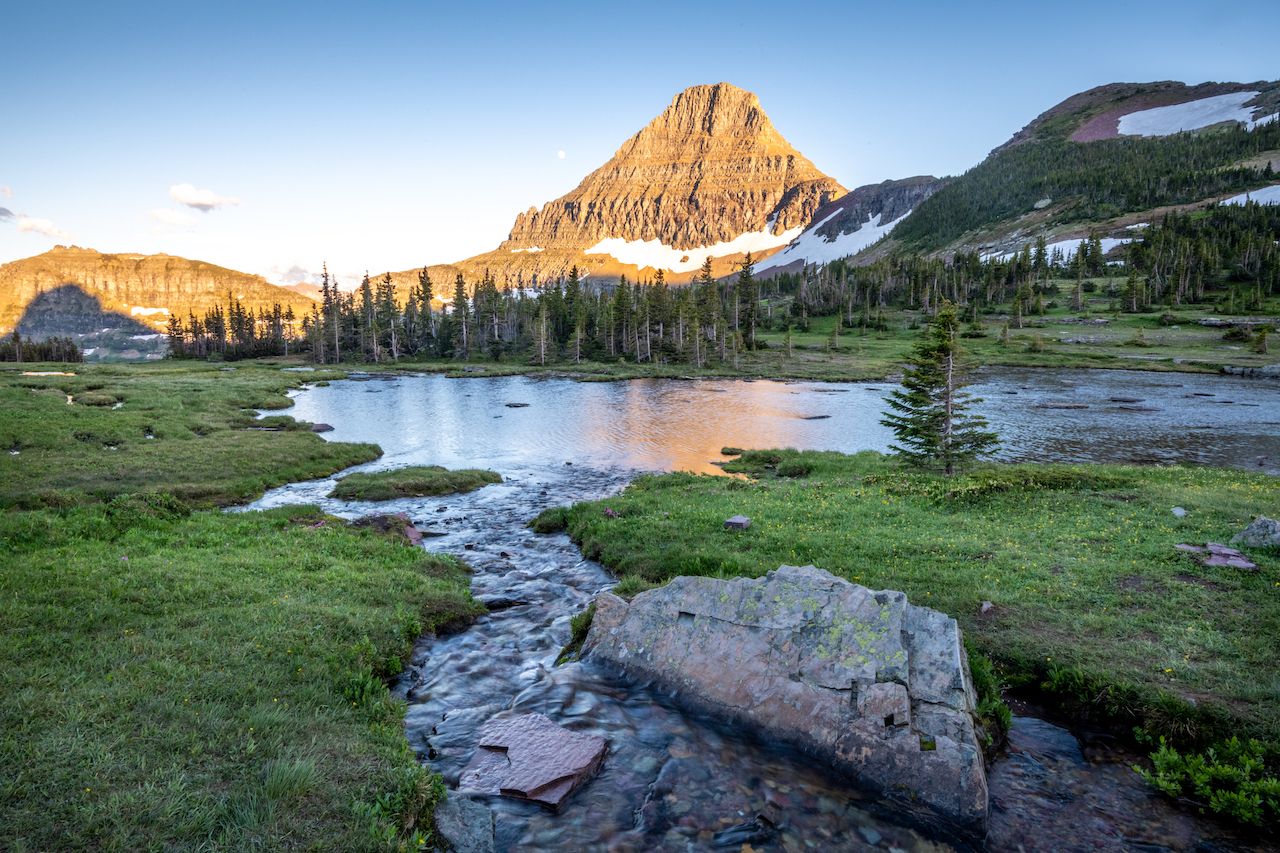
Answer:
[[332, 466, 502, 501], [0, 502, 481, 851], [0, 361, 380, 509], [0, 361, 484, 850], [545, 450, 1280, 746]]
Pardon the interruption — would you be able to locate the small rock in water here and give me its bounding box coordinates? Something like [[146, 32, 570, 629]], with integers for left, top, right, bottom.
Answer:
[[1171, 507, 1187, 518], [436, 506, 448, 512], [1231, 516, 1280, 549], [458, 712, 607, 810], [712, 818, 773, 848], [505, 402, 530, 408], [724, 515, 751, 531], [433, 793, 495, 853], [309, 422, 335, 433], [858, 826, 883, 845], [464, 543, 476, 550]]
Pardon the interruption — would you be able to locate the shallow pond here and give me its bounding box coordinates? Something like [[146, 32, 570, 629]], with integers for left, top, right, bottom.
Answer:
[[245, 368, 1277, 851]]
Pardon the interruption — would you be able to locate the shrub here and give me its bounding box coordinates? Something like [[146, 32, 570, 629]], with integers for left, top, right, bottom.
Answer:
[[776, 460, 813, 478], [1137, 735, 1280, 826]]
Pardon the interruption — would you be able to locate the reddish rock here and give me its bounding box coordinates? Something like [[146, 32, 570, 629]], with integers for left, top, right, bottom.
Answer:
[[1176, 542, 1257, 571], [459, 713, 607, 810]]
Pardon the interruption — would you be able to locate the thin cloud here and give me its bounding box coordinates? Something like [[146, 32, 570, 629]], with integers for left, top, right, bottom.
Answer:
[[150, 208, 194, 226], [557, 149, 567, 160], [17, 216, 70, 239], [0, 186, 12, 198], [0, 207, 12, 221], [170, 183, 240, 211]]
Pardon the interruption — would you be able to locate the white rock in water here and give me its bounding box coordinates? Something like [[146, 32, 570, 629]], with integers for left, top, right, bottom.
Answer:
[[583, 565, 989, 842]]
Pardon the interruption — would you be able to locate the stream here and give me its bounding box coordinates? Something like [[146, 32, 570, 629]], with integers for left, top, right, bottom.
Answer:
[[244, 369, 1279, 851]]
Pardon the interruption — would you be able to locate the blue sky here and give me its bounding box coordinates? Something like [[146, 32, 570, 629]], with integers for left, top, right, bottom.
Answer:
[[1, 0, 1274, 283]]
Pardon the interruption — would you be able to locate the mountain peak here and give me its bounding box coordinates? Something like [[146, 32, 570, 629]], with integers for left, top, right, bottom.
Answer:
[[480, 82, 844, 280]]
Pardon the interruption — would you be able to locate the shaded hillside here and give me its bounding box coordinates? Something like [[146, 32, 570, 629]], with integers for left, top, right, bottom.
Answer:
[[0, 247, 317, 337]]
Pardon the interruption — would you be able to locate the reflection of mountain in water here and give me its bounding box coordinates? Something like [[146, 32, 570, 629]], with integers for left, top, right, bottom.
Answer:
[[15, 285, 165, 361]]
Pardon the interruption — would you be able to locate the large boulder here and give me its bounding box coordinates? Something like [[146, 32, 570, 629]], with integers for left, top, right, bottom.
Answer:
[[582, 565, 989, 842]]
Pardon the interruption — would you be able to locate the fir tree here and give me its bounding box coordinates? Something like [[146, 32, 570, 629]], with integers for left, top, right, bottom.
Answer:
[[880, 301, 998, 476]]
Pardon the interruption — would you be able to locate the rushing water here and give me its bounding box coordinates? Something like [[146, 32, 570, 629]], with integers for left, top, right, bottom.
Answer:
[[244, 369, 1278, 851]]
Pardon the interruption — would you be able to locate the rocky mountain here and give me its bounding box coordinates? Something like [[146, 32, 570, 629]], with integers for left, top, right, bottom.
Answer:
[[874, 80, 1280, 262], [393, 82, 846, 290], [0, 247, 318, 359], [757, 176, 944, 274]]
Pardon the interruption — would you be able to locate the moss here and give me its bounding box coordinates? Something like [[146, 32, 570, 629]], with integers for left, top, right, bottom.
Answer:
[[555, 601, 597, 665], [330, 465, 501, 501]]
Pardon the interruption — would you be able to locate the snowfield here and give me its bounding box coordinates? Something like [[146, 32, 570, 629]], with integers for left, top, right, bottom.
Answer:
[[509, 246, 545, 254], [1222, 184, 1280, 206], [129, 306, 169, 317], [1117, 91, 1276, 137], [983, 237, 1131, 263], [584, 219, 802, 274], [755, 210, 908, 272]]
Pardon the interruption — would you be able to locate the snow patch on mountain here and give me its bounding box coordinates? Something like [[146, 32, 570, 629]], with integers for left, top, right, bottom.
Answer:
[[584, 222, 802, 274], [1117, 91, 1274, 137], [983, 237, 1131, 262], [129, 306, 170, 317], [1222, 184, 1280, 206], [756, 210, 907, 272]]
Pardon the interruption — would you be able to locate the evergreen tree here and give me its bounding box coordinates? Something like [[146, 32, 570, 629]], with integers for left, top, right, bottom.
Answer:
[[880, 301, 998, 476]]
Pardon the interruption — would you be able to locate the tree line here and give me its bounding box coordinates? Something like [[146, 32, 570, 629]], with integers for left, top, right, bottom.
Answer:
[[162, 199, 1278, 366], [0, 332, 83, 363]]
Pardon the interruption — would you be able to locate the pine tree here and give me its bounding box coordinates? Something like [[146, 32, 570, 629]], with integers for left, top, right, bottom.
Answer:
[[451, 274, 470, 358], [880, 301, 998, 476]]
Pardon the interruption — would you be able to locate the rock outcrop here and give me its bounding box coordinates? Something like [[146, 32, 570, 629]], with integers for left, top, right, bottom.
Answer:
[[582, 565, 989, 842]]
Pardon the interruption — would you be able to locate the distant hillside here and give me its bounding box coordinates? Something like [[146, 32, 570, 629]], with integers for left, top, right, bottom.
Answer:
[[0, 247, 317, 360], [880, 80, 1280, 259]]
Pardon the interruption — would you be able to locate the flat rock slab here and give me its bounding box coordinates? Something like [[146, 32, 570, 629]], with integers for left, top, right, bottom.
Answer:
[[583, 564, 989, 842], [1176, 542, 1257, 570], [724, 515, 752, 530], [459, 713, 607, 810]]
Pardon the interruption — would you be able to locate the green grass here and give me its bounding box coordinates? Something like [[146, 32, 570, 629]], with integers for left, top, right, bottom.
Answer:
[[557, 450, 1280, 746], [331, 466, 502, 501], [0, 500, 484, 851], [0, 361, 380, 509], [0, 359, 487, 850]]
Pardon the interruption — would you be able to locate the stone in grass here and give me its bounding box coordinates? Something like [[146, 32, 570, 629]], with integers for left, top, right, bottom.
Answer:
[[1231, 516, 1280, 550], [1171, 506, 1187, 518], [459, 712, 608, 810], [1176, 543, 1257, 571], [724, 515, 752, 531], [433, 793, 495, 853]]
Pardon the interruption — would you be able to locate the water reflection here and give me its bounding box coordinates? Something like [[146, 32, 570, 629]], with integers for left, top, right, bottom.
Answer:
[[276, 369, 1280, 476]]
